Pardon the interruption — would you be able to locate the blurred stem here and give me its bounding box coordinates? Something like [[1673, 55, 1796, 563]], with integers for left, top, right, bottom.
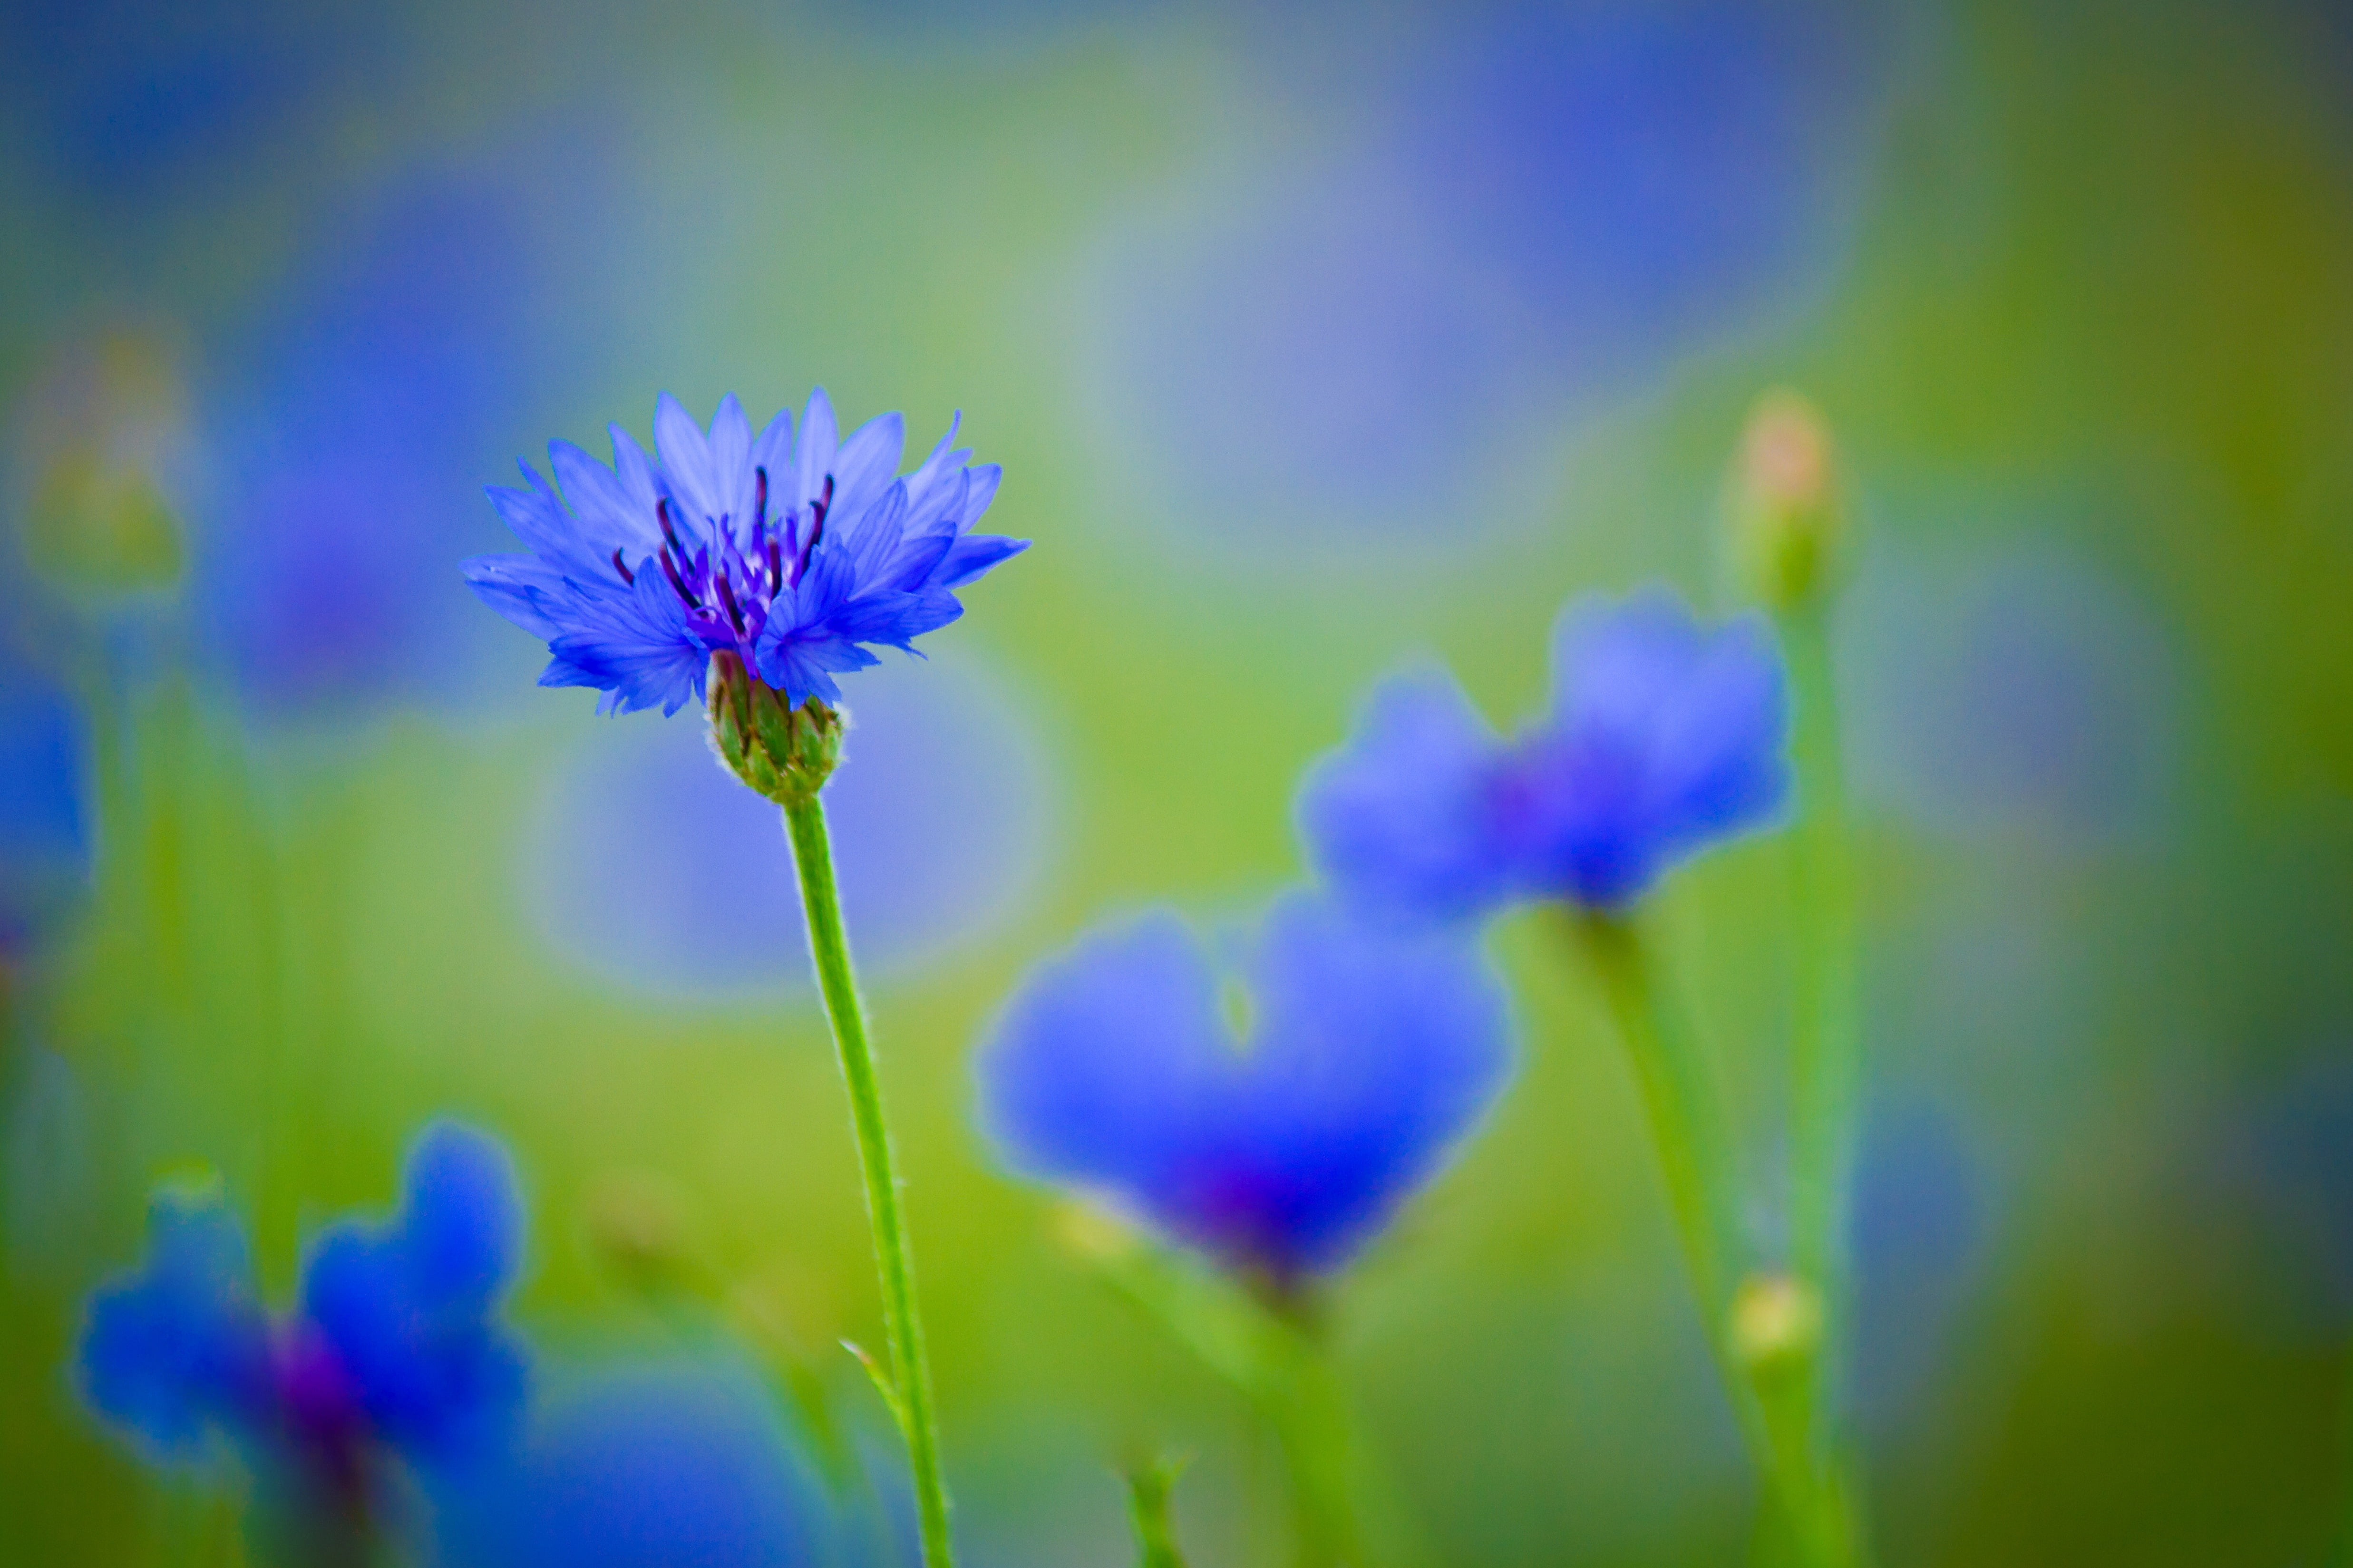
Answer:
[[1779, 599, 1873, 1566], [1781, 603, 1860, 1407], [2336, 1341, 2353, 1568], [1575, 911, 1857, 1568], [1085, 1238, 1417, 1568], [1125, 1457, 1193, 1568], [781, 796, 954, 1568]]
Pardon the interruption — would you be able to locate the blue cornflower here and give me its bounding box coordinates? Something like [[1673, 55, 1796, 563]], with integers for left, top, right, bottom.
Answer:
[[78, 1122, 527, 1510], [1299, 586, 1791, 919], [465, 390, 1025, 718], [977, 891, 1514, 1287], [435, 1353, 834, 1568]]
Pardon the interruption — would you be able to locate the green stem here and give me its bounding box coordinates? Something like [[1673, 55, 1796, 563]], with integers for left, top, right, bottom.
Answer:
[[1263, 1340, 1376, 1568], [1576, 911, 1853, 1567], [1781, 604, 1860, 1379], [1779, 602, 1872, 1567], [781, 796, 954, 1568], [1125, 1458, 1193, 1568]]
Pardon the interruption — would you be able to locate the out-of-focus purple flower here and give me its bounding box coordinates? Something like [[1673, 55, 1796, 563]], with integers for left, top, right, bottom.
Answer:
[[192, 138, 642, 716], [77, 1122, 527, 1506], [1086, 0, 1893, 536], [434, 1354, 831, 1568], [1847, 1099, 1986, 1430], [0, 656, 91, 952], [522, 653, 1052, 1000], [466, 391, 1024, 717], [977, 891, 1513, 1286], [1299, 587, 1789, 919], [0, 0, 396, 200], [1841, 537, 2178, 846]]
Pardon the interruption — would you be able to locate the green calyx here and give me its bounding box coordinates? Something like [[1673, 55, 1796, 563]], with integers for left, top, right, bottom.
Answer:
[[706, 652, 844, 807]]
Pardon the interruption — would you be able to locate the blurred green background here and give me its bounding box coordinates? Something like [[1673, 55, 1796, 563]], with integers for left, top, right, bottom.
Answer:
[[5, 0, 2353, 1562]]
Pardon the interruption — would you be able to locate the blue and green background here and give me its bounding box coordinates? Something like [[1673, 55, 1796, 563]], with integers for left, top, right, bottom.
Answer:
[[4, 0, 2352, 1562]]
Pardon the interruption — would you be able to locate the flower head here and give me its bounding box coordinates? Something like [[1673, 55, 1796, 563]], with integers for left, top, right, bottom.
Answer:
[[976, 892, 1514, 1287], [465, 390, 1024, 719], [78, 1122, 528, 1500], [1299, 586, 1790, 918]]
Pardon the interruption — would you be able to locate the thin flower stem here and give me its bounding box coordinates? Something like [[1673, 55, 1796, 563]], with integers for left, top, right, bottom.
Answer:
[[781, 796, 954, 1568], [1779, 600, 1874, 1568], [1124, 1458, 1193, 1568], [1782, 602, 1860, 1393], [1576, 911, 1856, 1568]]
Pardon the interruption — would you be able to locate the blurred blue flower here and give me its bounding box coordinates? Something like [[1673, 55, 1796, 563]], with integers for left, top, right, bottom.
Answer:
[[78, 1122, 527, 1504], [523, 652, 1052, 1000], [435, 1354, 832, 1568], [0, 655, 90, 952], [467, 391, 1025, 716], [191, 135, 646, 717], [978, 891, 1514, 1285], [1299, 587, 1789, 919]]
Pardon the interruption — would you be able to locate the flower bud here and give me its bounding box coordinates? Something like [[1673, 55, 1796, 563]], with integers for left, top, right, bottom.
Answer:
[[1731, 1270, 1824, 1372], [1727, 388, 1844, 613], [706, 650, 844, 807], [15, 331, 188, 595]]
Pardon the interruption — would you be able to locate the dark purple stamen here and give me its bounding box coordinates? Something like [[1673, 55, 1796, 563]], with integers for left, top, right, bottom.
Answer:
[[754, 466, 768, 532], [659, 545, 699, 609], [790, 474, 836, 588], [658, 497, 688, 557], [611, 549, 635, 585], [768, 537, 784, 591], [715, 571, 745, 633]]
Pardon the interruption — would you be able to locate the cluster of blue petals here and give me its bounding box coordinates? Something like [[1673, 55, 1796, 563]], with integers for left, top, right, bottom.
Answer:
[[77, 1122, 526, 1493], [978, 892, 1513, 1284], [1299, 586, 1792, 917], [465, 391, 1026, 716]]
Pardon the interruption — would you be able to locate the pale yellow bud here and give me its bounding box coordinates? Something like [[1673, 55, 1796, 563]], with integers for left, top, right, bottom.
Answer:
[[1727, 388, 1845, 613], [1731, 1271, 1825, 1371]]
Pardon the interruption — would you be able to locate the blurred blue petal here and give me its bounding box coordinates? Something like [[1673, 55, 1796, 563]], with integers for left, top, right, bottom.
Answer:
[[1842, 537, 2180, 845], [189, 130, 645, 717], [523, 652, 1054, 999], [300, 1121, 528, 1459], [978, 890, 1514, 1282], [436, 1354, 831, 1568], [0, 656, 90, 950], [1302, 587, 1789, 919], [1294, 667, 1516, 924], [77, 1183, 274, 1461]]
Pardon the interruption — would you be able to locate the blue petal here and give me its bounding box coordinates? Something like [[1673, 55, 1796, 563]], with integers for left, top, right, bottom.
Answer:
[[978, 910, 1229, 1208], [748, 406, 795, 500], [978, 892, 1514, 1280], [299, 1121, 528, 1459], [792, 388, 839, 513], [652, 392, 720, 527], [829, 410, 907, 527], [704, 393, 755, 528], [1296, 666, 1514, 924], [77, 1186, 273, 1460], [432, 1354, 830, 1568], [932, 533, 1027, 590], [549, 439, 657, 552], [1512, 586, 1791, 904]]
